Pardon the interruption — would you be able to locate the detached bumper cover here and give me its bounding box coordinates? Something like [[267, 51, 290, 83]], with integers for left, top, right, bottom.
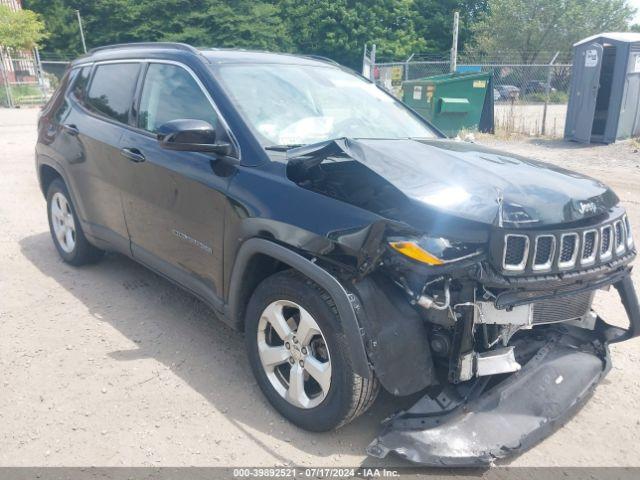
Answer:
[[367, 274, 640, 467], [367, 331, 609, 466]]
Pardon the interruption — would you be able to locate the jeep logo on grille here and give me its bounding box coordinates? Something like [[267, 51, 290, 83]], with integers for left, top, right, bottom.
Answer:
[[577, 201, 597, 215]]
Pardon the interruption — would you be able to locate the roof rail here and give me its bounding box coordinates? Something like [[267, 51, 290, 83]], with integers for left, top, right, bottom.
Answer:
[[303, 54, 340, 66], [88, 42, 198, 55]]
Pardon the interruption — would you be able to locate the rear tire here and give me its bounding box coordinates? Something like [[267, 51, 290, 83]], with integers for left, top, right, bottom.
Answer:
[[245, 270, 379, 431], [46, 178, 103, 266]]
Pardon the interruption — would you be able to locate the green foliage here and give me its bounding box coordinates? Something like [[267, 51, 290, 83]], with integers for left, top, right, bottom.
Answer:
[[412, 0, 487, 53], [522, 91, 569, 104], [25, 0, 293, 56], [280, 0, 429, 66], [0, 4, 47, 50], [0, 83, 43, 106], [23, 0, 638, 69], [472, 0, 635, 63], [22, 1, 82, 56], [24, 0, 471, 67], [22, 0, 488, 67]]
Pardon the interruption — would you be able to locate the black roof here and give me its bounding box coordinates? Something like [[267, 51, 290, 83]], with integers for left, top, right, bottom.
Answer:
[[73, 42, 337, 67]]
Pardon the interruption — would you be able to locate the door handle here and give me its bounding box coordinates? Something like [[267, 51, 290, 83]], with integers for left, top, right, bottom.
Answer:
[[61, 123, 79, 136], [120, 147, 146, 163]]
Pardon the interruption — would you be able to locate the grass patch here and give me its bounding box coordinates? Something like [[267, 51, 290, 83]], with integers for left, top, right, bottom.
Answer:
[[522, 91, 569, 104], [0, 84, 43, 106]]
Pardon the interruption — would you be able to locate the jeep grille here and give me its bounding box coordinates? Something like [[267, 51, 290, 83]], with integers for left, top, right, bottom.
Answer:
[[501, 214, 633, 273]]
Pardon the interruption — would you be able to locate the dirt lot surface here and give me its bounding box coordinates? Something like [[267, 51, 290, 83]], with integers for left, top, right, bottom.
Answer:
[[1, 108, 640, 467], [494, 103, 567, 137]]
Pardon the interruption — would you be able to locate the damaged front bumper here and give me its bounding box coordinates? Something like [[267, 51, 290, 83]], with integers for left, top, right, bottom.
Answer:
[[366, 274, 640, 467]]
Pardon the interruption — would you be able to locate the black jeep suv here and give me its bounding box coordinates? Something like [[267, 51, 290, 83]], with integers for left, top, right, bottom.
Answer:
[[36, 43, 640, 466]]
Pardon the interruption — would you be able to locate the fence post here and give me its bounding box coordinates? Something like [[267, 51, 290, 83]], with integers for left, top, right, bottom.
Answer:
[[0, 50, 13, 108], [34, 47, 47, 103], [404, 53, 414, 81], [541, 51, 560, 136]]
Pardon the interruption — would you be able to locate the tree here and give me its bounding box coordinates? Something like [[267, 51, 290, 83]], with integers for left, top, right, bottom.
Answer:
[[472, 0, 635, 63], [412, 0, 488, 54], [24, 0, 494, 67], [281, 0, 427, 67], [22, 1, 81, 56], [154, 0, 292, 51], [25, 0, 291, 56], [0, 4, 47, 51]]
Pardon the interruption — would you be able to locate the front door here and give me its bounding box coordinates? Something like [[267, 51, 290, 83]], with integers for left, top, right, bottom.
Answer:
[[119, 62, 231, 306]]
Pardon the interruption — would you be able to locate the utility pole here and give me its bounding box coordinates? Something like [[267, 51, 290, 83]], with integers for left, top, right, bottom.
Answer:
[[370, 43, 376, 81], [362, 44, 367, 77], [450, 11, 459, 73], [76, 10, 87, 54]]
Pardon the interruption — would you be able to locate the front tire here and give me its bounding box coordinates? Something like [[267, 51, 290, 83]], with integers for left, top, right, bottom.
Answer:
[[245, 270, 379, 431], [47, 178, 103, 266]]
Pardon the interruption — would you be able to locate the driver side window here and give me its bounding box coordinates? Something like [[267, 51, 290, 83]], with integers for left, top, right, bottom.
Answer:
[[138, 63, 218, 133]]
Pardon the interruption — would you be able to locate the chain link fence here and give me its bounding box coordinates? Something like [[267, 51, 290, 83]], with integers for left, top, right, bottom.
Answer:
[[0, 48, 44, 107], [0, 48, 71, 108], [371, 51, 573, 138], [2, 44, 572, 139]]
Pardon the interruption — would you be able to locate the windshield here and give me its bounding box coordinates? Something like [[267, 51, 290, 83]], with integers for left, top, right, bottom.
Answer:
[[215, 64, 437, 146]]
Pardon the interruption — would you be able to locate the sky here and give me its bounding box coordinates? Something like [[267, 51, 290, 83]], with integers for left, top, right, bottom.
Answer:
[[632, 0, 640, 24]]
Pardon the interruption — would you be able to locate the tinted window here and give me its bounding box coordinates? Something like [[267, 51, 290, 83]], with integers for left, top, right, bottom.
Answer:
[[86, 63, 140, 123], [70, 66, 91, 103], [138, 63, 217, 133]]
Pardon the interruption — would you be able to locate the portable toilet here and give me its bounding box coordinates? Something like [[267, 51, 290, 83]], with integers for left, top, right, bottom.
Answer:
[[565, 32, 640, 143]]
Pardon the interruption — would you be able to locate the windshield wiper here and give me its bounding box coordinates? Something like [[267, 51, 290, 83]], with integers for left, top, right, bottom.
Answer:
[[265, 144, 305, 151]]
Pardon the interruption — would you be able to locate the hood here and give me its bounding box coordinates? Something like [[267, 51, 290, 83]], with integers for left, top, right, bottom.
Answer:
[[287, 138, 619, 228]]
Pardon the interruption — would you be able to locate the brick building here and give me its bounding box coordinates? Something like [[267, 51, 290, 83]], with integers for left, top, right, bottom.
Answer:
[[1, 0, 38, 83]]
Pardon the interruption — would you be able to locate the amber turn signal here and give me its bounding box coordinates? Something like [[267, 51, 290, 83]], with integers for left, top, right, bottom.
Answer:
[[389, 241, 445, 266]]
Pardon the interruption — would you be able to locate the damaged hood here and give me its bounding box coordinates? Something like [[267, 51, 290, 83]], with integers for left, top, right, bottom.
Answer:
[[288, 138, 619, 227]]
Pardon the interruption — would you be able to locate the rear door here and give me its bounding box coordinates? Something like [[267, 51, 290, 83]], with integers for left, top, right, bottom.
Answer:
[[64, 62, 141, 249], [118, 61, 232, 305], [568, 43, 603, 143]]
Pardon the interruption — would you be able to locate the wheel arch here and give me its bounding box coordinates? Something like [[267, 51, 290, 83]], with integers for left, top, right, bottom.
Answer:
[[37, 155, 89, 229], [39, 163, 63, 197], [226, 237, 371, 378]]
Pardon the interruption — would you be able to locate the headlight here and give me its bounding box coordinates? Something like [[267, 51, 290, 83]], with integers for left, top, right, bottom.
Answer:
[[389, 235, 482, 266]]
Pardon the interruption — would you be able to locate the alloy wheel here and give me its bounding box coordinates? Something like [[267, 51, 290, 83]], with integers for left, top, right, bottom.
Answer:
[[51, 192, 76, 254], [257, 300, 332, 409]]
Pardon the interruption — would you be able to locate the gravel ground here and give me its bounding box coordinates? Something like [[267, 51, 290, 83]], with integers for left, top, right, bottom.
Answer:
[[494, 103, 567, 137], [1, 108, 640, 467]]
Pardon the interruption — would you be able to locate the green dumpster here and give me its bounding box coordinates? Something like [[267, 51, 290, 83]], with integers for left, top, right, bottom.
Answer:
[[402, 72, 491, 137]]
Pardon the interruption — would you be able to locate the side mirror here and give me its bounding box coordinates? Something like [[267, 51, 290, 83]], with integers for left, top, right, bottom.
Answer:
[[157, 119, 231, 155]]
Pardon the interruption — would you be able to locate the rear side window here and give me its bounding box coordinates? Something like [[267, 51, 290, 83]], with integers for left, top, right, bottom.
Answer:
[[70, 66, 91, 103], [86, 63, 140, 123], [138, 63, 218, 133]]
